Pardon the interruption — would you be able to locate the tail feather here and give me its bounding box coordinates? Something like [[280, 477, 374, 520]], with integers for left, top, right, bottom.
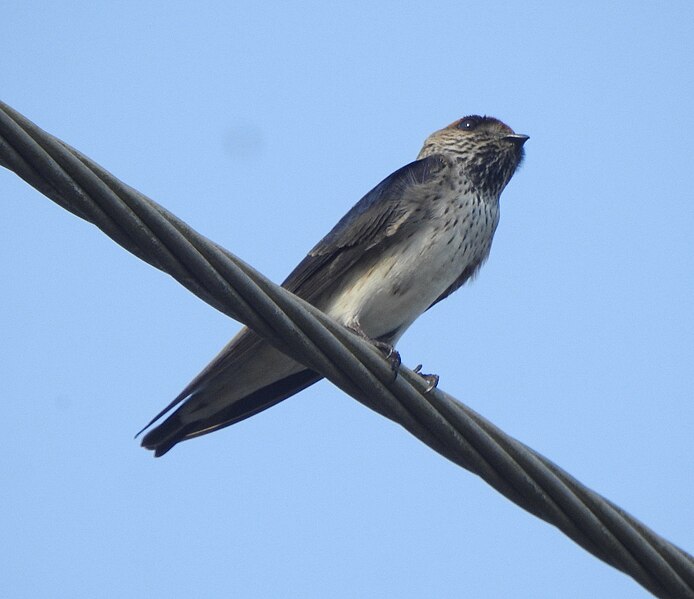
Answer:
[[141, 369, 322, 457]]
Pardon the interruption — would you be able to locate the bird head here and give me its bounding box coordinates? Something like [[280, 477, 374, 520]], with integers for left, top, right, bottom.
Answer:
[[419, 115, 528, 197]]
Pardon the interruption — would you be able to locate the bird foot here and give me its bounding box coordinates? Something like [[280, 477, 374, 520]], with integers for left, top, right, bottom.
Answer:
[[348, 325, 401, 375], [413, 364, 439, 393], [371, 339, 402, 373]]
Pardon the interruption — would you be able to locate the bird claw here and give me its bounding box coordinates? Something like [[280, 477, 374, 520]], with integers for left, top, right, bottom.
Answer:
[[422, 374, 439, 393], [413, 364, 439, 393], [372, 340, 402, 374], [348, 324, 401, 376]]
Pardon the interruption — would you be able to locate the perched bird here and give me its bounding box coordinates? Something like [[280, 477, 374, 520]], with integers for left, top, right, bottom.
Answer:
[[141, 115, 528, 456]]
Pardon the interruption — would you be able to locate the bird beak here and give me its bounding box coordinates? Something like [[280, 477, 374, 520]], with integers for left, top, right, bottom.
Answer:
[[504, 134, 529, 146]]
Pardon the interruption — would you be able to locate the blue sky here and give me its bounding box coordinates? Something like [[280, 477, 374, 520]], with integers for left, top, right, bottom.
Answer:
[[2, 2, 693, 597]]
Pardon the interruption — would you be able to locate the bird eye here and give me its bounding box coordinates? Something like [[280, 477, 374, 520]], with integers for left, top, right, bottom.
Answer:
[[457, 116, 483, 131]]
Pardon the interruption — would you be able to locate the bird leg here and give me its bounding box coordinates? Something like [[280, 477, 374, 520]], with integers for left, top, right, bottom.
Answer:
[[413, 364, 439, 393], [372, 339, 402, 373], [347, 323, 401, 374]]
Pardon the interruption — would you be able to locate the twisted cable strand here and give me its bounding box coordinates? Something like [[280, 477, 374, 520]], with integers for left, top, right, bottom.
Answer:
[[2, 101, 692, 599]]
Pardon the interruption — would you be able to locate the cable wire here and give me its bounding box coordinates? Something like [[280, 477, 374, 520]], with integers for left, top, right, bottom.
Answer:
[[1, 100, 692, 598]]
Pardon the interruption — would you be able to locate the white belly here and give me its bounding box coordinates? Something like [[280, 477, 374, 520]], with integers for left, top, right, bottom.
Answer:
[[323, 200, 498, 341]]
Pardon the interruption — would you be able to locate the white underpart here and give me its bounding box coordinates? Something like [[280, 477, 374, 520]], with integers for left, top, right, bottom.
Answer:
[[323, 197, 500, 343]]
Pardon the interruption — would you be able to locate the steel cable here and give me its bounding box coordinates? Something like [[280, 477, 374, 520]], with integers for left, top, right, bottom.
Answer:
[[1, 101, 692, 598]]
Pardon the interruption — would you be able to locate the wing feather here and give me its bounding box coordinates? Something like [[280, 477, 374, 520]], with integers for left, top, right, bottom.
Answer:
[[283, 154, 447, 302], [139, 153, 448, 452]]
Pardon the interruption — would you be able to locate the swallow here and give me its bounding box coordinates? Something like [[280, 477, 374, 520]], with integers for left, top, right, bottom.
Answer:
[[140, 115, 527, 456]]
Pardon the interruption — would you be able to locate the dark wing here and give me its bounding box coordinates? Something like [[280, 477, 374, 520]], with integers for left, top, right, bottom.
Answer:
[[138, 154, 448, 455], [282, 154, 448, 303], [146, 154, 447, 430], [141, 367, 322, 457]]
